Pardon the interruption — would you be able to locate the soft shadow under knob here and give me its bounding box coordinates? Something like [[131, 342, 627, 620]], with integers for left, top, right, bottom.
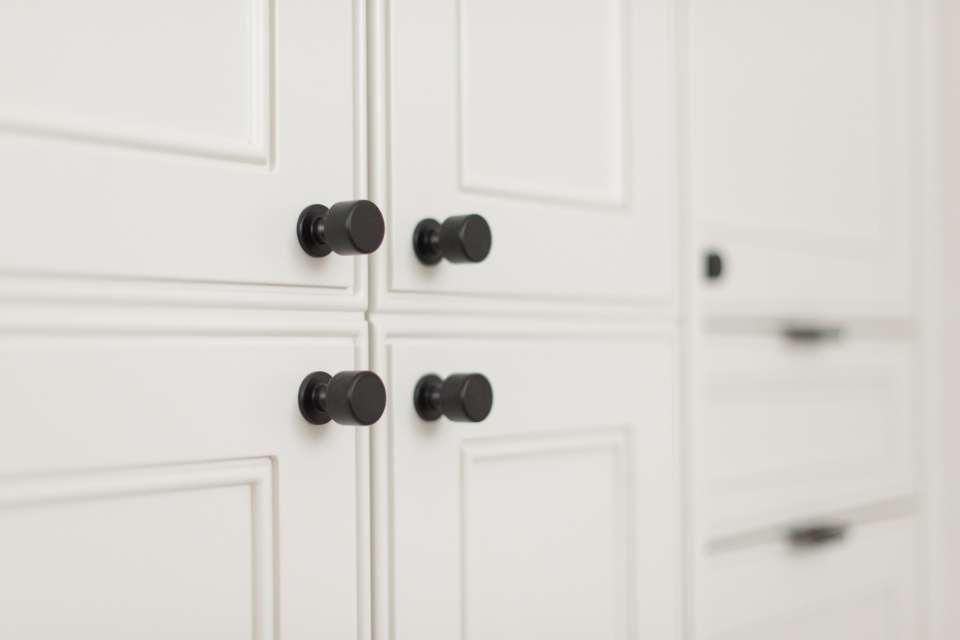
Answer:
[[298, 200, 385, 257], [413, 214, 491, 265], [414, 373, 493, 422], [299, 370, 387, 426]]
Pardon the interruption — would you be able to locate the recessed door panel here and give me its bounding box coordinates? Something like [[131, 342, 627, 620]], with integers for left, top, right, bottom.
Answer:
[[374, 0, 676, 313], [0, 319, 368, 638], [0, 0, 364, 307], [372, 318, 680, 639]]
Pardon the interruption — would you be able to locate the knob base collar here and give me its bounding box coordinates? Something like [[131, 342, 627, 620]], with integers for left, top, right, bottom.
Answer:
[[298, 371, 333, 425]]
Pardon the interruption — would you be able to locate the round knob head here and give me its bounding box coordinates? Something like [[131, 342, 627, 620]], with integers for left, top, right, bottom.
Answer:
[[325, 200, 385, 255], [441, 373, 493, 422], [326, 370, 387, 425], [439, 214, 491, 263]]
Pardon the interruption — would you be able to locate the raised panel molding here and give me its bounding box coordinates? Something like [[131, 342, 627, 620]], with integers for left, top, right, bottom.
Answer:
[[460, 430, 633, 638], [456, 0, 627, 207], [0, 0, 274, 165], [0, 458, 276, 638]]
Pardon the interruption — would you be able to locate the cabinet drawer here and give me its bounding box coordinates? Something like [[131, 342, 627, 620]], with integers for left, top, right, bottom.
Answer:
[[698, 518, 918, 640], [0, 313, 368, 638], [371, 0, 676, 314], [0, 0, 365, 309], [700, 333, 916, 536], [372, 318, 680, 639]]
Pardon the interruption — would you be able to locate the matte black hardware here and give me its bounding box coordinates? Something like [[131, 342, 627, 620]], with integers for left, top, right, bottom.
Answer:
[[705, 250, 724, 281], [298, 370, 386, 426], [297, 200, 385, 257], [414, 214, 492, 265], [414, 373, 493, 422], [782, 325, 845, 343], [788, 524, 848, 548]]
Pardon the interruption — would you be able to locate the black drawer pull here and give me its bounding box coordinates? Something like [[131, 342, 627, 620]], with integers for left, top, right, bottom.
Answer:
[[788, 524, 847, 548], [782, 325, 845, 343]]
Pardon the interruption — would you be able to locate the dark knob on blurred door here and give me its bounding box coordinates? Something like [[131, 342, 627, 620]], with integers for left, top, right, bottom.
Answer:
[[414, 214, 492, 265], [704, 250, 724, 281], [414, 373, 493, 422], [299, 370, 387, 426], [297, 200, 385, 257]]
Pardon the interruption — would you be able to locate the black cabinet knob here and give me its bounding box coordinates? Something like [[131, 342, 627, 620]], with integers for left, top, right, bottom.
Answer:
[[414, 214, 491, 265], [298, 200, 385, 257], [414, 373, 493, 422], [299, 370, 386, 426], [704, 250, 724, 281]]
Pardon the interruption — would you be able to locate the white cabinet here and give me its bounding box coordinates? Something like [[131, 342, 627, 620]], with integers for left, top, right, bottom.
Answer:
[[371, 317, 680, 639], [698, 518, 919, 640], [0, 308, 369, 639], [699, 332, 916, 536], [687, 0, 919, 318], [370, 0, 676, 314], [0, 0, 366, 309]]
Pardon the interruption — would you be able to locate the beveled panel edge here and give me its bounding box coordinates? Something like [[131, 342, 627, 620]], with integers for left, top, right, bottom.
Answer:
[[0, 457, 277, 638], [0, 0, 275, 167]]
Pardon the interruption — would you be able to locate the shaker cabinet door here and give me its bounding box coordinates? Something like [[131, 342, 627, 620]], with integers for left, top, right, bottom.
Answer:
[[0, 0, 366, 308], [372, 0, 676, 314], [0, 311, 369, 640], [688, 0, 919, 318], [372, 317, 680, 640]]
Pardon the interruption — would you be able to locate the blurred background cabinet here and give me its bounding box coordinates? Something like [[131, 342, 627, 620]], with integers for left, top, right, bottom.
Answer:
[[690, 0, 918, 319], [687, 1, 929, 638]]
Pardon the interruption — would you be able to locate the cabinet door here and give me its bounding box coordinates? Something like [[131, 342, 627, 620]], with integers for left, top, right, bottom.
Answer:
[[0, 0, 365, 309], [688, 0, 919, 318], [372, 317, 679, 639], [371, 0, 676, 314], [0, 309, 369, 639], [698, 518, 918, 639]]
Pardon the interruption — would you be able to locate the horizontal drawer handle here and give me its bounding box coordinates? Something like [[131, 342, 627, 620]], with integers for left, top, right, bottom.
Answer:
[[788, 524, 848, 548], [782, 325, 845, 343]]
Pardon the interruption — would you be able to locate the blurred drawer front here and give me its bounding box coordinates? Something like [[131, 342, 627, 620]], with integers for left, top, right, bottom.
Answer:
[[701, 333, 915, 536], [374, 0, 676, 313], [0, 1, 364, 306], [0, 318, 366, 638], [698, 518, 918, 640], [373, 319, 679, 639]]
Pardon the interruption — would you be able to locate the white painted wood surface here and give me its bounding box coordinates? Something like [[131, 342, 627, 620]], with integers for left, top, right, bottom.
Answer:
[[699, 332, 916, 537], [0, 0, 367, 310], [369, 0, 677, 315], [698, 518, 918, 639], [371, 316, 680, 640], [0, 309, 369, 639], [688, 0, 920, 319]]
